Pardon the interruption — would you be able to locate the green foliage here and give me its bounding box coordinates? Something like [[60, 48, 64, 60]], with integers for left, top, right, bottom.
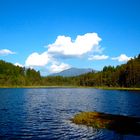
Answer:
[[0, 60, 41, 86], [0, 53, 140, 87], [42, 54, 140, 88]]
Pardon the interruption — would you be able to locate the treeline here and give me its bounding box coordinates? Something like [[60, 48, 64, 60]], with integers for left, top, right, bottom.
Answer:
[[0, 54, 140, 87], [43, 54, 140, 88], [75, 54, 140, 87], [0, 60, 41, 86]]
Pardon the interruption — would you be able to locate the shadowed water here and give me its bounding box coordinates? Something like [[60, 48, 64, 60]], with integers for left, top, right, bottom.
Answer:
[[0, 88, 140, 139]]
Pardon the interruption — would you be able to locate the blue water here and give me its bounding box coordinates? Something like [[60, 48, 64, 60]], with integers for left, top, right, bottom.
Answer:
[[0, 88, 140, 140]]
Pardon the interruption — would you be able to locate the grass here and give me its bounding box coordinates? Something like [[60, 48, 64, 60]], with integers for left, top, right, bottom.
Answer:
[[0, 85, 77, 88], [94, 86, 140, 91], [72, 112, 111, 128], [0, 85, 140, 90], [71, 112, 140, 135]]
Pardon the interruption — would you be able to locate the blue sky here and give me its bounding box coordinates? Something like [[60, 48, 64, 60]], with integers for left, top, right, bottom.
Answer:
[[0, 0, 140, 75]]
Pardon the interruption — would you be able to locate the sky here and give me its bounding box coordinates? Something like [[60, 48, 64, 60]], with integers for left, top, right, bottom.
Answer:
[[0, 0, 140, 75]]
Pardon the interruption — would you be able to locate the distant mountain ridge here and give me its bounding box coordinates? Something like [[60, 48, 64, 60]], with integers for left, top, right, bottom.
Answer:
[[50, 67, 95, 77]]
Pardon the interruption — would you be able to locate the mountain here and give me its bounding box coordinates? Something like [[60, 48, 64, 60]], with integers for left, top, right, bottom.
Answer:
[[50, 67, 95, 77]]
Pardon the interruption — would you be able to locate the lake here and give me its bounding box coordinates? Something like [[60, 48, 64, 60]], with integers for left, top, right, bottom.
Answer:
[[0, 88, 140, 139]]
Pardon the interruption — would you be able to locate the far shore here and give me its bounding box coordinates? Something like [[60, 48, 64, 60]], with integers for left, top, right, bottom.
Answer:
[[0, 86, 140, 91]]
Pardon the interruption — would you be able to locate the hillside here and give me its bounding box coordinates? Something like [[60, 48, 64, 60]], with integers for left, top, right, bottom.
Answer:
[[44, 54, 140, 87], [0, 60, 41, 86], [0, 53, 140, 87], [50, 67, 95, 77]]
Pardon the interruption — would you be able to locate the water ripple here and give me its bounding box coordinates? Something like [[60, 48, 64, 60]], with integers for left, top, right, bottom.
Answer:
[[0, 88, 140, 139]]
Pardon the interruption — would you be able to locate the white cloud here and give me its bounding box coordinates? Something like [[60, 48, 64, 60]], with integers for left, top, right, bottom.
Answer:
[[0, 49, 15, 55], [25, 52, 51, 67], [48, 33, 102, 57], [25, 33, 103, 75], [112, 54, 132, 62], [14, 62, 23, 67], [88, 55, 109, 60], [49, 62, 71, 73]]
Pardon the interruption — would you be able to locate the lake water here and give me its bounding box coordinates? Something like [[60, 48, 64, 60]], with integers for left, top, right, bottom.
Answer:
[[0, 88, 140, 140]]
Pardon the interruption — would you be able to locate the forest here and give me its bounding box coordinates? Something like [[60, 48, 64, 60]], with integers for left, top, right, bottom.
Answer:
[[0, 54, 140, 87]]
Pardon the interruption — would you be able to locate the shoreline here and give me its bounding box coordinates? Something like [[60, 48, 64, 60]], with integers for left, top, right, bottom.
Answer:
[[0, 86, 140, 91]]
